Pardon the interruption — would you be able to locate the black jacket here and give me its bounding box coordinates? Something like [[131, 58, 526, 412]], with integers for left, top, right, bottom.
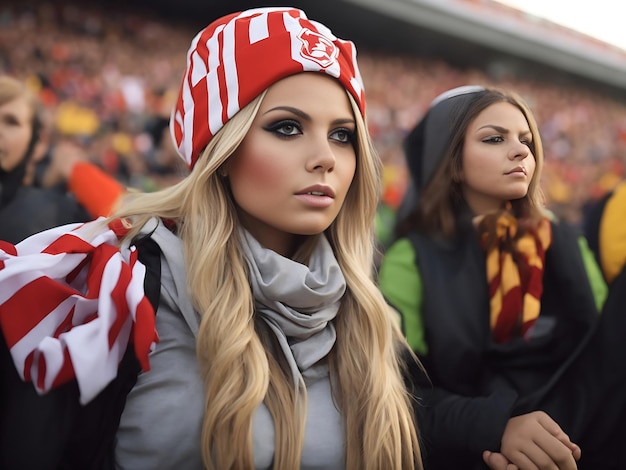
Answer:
[[0, 185, 91, 244], [0, 236, 161, 470], [400, 220, 600, 469]]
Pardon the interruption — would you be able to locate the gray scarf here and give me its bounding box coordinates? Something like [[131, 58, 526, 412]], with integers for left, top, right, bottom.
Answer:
[[239, 230, 346, 389]]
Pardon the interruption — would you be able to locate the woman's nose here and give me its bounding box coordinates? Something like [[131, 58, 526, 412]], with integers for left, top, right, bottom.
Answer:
[[509, 141, 530, 160], [307, 137, 336, 172]]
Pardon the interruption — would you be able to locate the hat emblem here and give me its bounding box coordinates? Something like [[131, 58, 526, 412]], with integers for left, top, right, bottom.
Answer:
[[297, 28, 339, 68]]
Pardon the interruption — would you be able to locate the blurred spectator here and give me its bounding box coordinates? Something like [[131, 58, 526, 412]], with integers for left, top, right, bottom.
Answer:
[[1, 0, 625, 228], [40, 138, 124, 217], [583, 180, 626, 284], [0, 75, 90, 242]]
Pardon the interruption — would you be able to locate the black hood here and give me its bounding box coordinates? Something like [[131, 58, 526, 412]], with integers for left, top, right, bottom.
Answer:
[[404, 85, 486, 196]]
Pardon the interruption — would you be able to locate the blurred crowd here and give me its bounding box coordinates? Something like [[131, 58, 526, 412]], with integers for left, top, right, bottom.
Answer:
[[2, 1, 625, 227]]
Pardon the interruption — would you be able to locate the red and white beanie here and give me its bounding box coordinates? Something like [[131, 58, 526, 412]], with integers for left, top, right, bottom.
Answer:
[[170, 7, 366, 169]]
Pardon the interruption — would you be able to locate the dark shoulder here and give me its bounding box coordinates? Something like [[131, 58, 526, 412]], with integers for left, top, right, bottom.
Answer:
[[547, 216, 583, 246], [0, 186, 91, 243]]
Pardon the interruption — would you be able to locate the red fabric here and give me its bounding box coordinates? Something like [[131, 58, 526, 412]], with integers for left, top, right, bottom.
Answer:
[[0, 218, 158, 404], [68, 162, 124, 217], [171, 7, 365, 169]]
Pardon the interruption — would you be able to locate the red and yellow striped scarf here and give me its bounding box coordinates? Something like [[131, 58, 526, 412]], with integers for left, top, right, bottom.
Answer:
[[476, 211, 552, 343]]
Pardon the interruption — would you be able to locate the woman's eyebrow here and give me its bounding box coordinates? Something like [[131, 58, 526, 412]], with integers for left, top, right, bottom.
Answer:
[[477, 124, 508, 132], [478, 124, 531, 135], [263, 106, 356, 126], [263, 106, 310, 120]]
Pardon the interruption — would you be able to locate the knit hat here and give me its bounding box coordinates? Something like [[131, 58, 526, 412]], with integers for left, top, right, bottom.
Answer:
[[170, 7, 366, 169], [404, 85, 486, 193]]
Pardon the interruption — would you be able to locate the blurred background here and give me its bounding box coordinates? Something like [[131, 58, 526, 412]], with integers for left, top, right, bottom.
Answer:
[[3, 0, 625, 239]]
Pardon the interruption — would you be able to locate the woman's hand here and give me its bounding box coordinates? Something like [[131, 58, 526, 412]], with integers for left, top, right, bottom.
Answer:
[[40, 139, 86, 188], [496, 411, 580, 469], [483, 450, 519, 470]]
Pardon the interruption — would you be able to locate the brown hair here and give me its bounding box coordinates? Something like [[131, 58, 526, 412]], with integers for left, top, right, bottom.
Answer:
[[397, 87, 545, 239]]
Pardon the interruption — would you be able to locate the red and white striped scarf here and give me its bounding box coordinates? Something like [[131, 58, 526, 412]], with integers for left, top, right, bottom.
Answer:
[[0, 218, 158, 404]]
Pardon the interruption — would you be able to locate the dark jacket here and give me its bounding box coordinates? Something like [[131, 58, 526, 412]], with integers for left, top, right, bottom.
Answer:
[[380, 219, 604, 469], [0, 236, 161, 470], [0, 185, 91, 244]]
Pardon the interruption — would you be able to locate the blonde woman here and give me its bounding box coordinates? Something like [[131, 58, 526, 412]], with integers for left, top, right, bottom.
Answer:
[[0, 75, 92, 243], [0, 8, 422, 469]]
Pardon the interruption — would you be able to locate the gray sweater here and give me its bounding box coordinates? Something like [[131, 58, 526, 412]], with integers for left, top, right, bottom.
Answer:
[[114, 221, 345, 469]]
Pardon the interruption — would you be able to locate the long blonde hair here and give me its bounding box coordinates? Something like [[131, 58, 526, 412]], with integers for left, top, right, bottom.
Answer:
[[112, 87, 422, 470]]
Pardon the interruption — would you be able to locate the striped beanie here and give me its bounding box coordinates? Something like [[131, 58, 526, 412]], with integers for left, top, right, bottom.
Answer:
[[170, 7, 366, 169]]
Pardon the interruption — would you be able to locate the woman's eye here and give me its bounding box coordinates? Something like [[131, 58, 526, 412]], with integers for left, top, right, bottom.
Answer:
[[330, 128, 355, 144], [265, 120, 302, 137], [483, 136, 503, 144], [1, 116, 20, 127]]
